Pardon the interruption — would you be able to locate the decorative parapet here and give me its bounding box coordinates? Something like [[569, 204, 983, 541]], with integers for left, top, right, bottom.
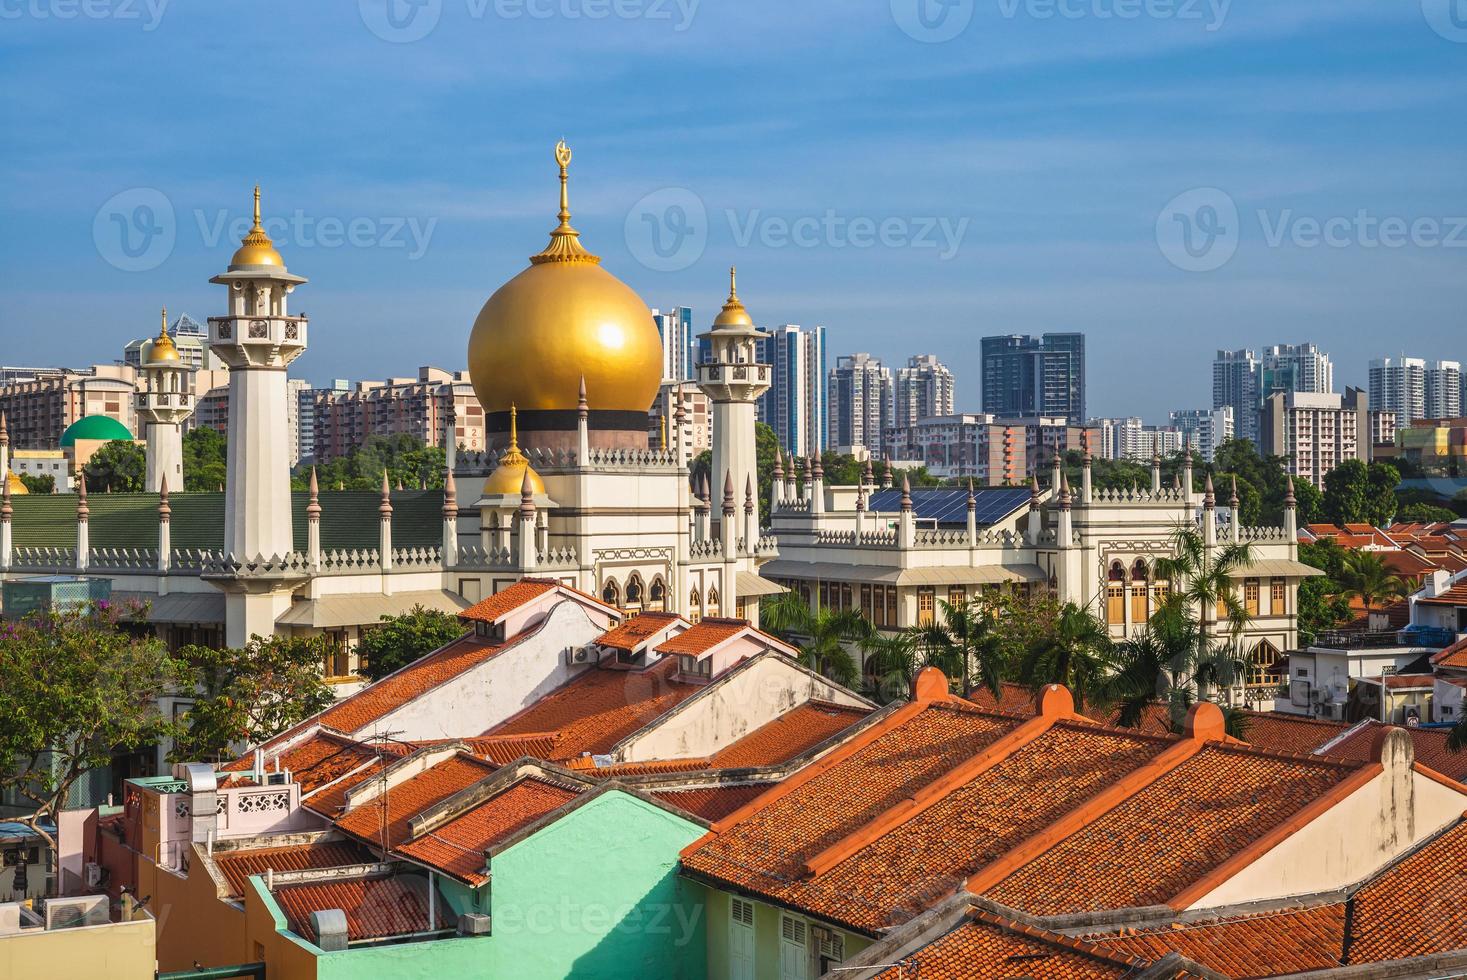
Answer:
[[754, 536, 779, 557], [200, 552, 313, 579], [583, 446, 678, 469], [1090, 486, 1188, 505], [779, 499, 811, 513], [11, 547, 79, 570], [88, 547, 161, 571], [170, 549, 220, 573], [454, 544, 515, 569], [689, 539, 722, 560], [914, 530, 968, 547], [537, 547, 578, 567], [390, 546, 443, 569], [1239, 526, 1291, 543]]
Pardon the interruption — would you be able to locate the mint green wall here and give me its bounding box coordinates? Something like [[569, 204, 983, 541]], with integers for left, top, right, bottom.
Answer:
[[486, 791, 708, 979], [315, 936, 490, 980], [698, 885, 872, 980]]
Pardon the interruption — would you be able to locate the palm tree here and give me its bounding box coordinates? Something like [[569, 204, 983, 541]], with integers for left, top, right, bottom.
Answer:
[[860, 628, 924, 704], [1153, 525, 1254, 702], [1016, 601, 1112, 709], [760, 591, 867, 686], [1449, 716, 1466, 754], [912, 598, 1005, 701], [1334, 550, 1410, 630]]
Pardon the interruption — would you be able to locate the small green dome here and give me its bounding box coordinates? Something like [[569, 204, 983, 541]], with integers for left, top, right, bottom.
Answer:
[[60, 415, 134, 448]]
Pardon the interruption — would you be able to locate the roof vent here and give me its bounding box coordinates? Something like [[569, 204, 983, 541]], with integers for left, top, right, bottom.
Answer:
[[311, 909, 349, 952]]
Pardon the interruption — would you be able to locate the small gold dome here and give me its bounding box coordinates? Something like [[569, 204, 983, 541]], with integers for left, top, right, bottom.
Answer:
[[483, 406, 545, 496], [5, 470, 27, 495], [143, 308, 181, 365], [711, 266, 754, 328], [230, 185, 285, 269], [467, 142, 661, 415]]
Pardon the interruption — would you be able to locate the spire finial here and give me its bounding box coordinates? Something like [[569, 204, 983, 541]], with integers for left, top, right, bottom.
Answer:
[[519, 468, 537, 518], [1, 472, 11, 522], [577, 375, 588, 415], [252, 184, 262, 231], [1230, 474, 1239, 507], [900, 473, 912, 512], [967, 479, 976, 511], [729, 265, 738, 299], [77, 472, 89, 520], [1285, 474, 1297, 508], [722, 470, 736, 515], [660, 412, 668, 451], [307, 466, 321, 519], [532, 140, 598, 265], [160, 306, 169, 338], [0, 410, 8, 445], [508, 403, 519, 451], [158, 475, 171, 522], [1203, 473, 1216, 509], [443, 466, 457, 514], [744, 474, 755, 514], [380, 470, 393, 517]]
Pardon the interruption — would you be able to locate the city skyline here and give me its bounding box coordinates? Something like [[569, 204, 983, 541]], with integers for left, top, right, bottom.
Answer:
[[3, 3, 1465, 421]]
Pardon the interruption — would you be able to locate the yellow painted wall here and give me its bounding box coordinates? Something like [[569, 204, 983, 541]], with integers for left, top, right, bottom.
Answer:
[[136, 843, 251, 972], [0, 915, 156, 980], [244, 876, 321, 980]]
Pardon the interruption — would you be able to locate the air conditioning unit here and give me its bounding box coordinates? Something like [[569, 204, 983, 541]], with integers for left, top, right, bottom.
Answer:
[[565, 645, 600, 665], [1317, 703, 1345, 721], [265, 772, 290, 786], [458, 912, 492, 937], [83, 863, 102, 889]]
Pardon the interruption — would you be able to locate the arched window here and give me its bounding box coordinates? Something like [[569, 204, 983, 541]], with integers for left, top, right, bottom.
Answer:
[[688, 587, 702, 623], [1130, 559, 1150, 625], [707, 587, 721, 617], [601, 579, 621, 608], [1247, 640, 1280, 692], [625, 573, 644, 608], [648, 577, 666, 612], [1106, 561, 1126, 626]]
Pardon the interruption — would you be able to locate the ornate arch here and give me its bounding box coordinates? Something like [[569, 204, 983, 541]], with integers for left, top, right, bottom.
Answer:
[[648, 576, 667, 611], [601, 578, 621, 608], [625, 572, 645, 608]]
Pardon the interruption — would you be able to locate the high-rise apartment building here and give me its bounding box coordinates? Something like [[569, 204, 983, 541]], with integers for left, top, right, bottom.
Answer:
[[1089, 417, 1184, 462], [1214, 344, 1333, 444], [1170, 407, 1234, 462], [651, 306, 695, 382], [0, 365, 138, 449], [1262, 343, 1333, 399], [758, 324, 826, 457], [907, 414, 1095, 483], [980, 334, 1085, 422], [311, 366, 484, 463], [1260, 387, 1378, 487], [648, 381, 711, 462], [1372, 356, 1462, 425], [828, 353, 893, 457], [1212, 349, 1262, 444], [895, 354, 955, 430]]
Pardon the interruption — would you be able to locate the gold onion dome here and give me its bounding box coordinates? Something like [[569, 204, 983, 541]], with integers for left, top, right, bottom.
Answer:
[[467, 141, 661, 415], [229, 185, 285, 269], [712, 266, 754, 328], [483, 406, 546, 496], [142, 307, 181, 365], [5, 470, 26, 496]]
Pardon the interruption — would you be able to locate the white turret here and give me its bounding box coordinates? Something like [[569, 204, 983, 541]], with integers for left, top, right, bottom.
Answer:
[[136, 307, 193, 492], [75, 474, 89, 571], [442, 467, 459, 567]]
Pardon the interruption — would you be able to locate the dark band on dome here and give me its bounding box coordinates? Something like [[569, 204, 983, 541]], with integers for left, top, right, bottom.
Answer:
[[485, 409, 651, 434]]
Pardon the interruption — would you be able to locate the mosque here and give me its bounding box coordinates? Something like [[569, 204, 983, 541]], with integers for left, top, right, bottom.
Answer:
[[0, 142, 1315, 698]]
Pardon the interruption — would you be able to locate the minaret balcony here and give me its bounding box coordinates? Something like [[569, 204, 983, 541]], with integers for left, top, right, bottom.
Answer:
[[207, 315, 309, 369]]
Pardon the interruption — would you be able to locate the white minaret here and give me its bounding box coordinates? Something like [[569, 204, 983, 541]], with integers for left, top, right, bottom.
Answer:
[[136, 307, 194, 492], [697, 267, 770, 540], [208, 186, 309, 559]]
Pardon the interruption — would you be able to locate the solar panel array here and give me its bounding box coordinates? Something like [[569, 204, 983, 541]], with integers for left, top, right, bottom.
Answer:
[[866, 486, 1031, 527]]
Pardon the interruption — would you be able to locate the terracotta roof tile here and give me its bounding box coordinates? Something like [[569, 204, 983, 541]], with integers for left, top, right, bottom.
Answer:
[[273, 873, 448, 942], [967, 682, 1172, 735], [456, 579, 559, 623], [1432, 635, 1467, 670], [396, 777, 580, 885], [707, 701, 872, 769], [983, 744, 1360, 915], [483, 657, 705, 760], [1323, 722, 1467, 782], [1418, 583, 1467, 606], [594, 612, 685, 652], [314, 633, 506, 736], [457, 733, 563, 765], [653, 784, 773, 821], [335, 753, 498, 850], [1094, 903, 1346, 978], [872, 908, 1182, 980], [1370, 673, 1436, 691], [214, 840, 371, 898], [221, 733, 395, 795], [1349, 816, 1467, 963], [1236, 711, 1349, 756], [655, 617, 749, 656], [303, 759, 390, 819]]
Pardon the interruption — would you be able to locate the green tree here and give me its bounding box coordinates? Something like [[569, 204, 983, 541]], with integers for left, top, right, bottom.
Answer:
[[297, 434, 447, 493], [1334, 550, 1410, 628], [17, 473, 54, 494], [82, 440, 145, 492], [1397, 503, 1457, 524], [170, 635, 336, 763], [859, 629, 923, 704], [1153, 526, 1254, 701], [183, 427, 228, 492], [1291, 477, 1324, 525], [1296, 540, 1353, 646], [1449, 715, 1466, 754], [911, 598, 1006, 700], [1015, 602, 1112, 709], [1366, 462, 1401, 525], [1323, 460, 1400, 526], [356, 605, 467, 681], [0, 604, 180, 861], [760, 591, 866, 686]]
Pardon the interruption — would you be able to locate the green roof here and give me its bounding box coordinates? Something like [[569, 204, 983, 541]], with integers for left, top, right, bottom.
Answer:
[[8, 490, 446, 553], [60, 415, 134, 447]]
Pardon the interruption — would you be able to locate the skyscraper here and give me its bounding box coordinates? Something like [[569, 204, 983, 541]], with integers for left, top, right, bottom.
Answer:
[[1214, 344, 1333, 445], [1170, 407, 1234, 461], [1212, 349, 1262, 444], [980, 334, 1085, 422], [895, 354, 956, 429], [1427, 361, 1463, 420], [1262, 344, 1333, 398], [758, 324, 826, 457], [1369, 357, 1426, 427], [828, 353, 893, 457], [651, 306, 695, 382]]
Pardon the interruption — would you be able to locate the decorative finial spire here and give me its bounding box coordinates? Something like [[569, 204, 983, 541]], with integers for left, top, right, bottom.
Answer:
[[380, 470, 393, 517], [722, 470, 736, 515], [1029, 475, 1041, 508], [1285, 474, 1297, 508], [1, 474, 10, 522], [1203, 473, 1216, 509], [772, 450, 784, 480], [253, 184, 262, 230], [307, 466, 321, 519], [160, 306, 169, 337], [1059, 472, 1072, 510], [519, 469, 537, 518], [744, 475, 755, 514], [241, 185, 274, 249], [856, 486, 866, 513], [967, 479, 976, 511], [812, 453, 824, 480], [158, 475, 171, 522], [0, 410, 8, 446], [443, 467, 457, 516], [660, 412, 668, 451], [76, 473, 89, 520], [712, 265, 753, 327], [900, 473, 912, 512], [1230, 474, 1239, 508], [531, 140, 599, 265], [508, 403, 519, 452], [577, 376, 588, 418], [700, 472, 711, 505], [863, 455, 874, 485]]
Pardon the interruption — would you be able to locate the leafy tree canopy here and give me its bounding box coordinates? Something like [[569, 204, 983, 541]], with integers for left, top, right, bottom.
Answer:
[[17, 473, 54, 494], [295, 434, 446, 492], [356, 605, 467, 681], [82, 440, 145, 493], [183, 426, 228, 492]]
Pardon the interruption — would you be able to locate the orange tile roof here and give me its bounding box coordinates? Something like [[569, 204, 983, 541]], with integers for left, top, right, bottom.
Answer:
[[222, 733, 393, 795], [456, 579, 559, 623], [1369, 673, 1435, 691], [303, 759, 390, 819], [594, 612, 685, 652], [273, 873, 448, 942], [396, 777, 580, 885], [214, 840, 370, 898], [982, 744, 1361, 915], [654, 617, 749, 656], [1418, 583, 1467, 606], [311, 634, 508, 736], [707, 701, 872, 769], [1236, 711, 1349, 756], [872, 908, 1186, 980], [483, 657, 706, 761], [1432, 635, 1467, 670], [967, 681, 1172, 735], [1094, 903, 1346, 978], [1324, 722, 1467, 782], [653, 784, 773, 821], [1349, 816, 1467, 963], [681, 702, 1030, 930], [334, 753, 498, 850], [457, 733, 563, 765]]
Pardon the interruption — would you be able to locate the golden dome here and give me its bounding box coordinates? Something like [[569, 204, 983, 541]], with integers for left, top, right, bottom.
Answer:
[[143, 307, 181, 365], [229, 185, 285, 269], [711, 266, 754, 328], [5, 470, 26, 495], [483, 406, 546, 496], [467, 142, 661, 415]]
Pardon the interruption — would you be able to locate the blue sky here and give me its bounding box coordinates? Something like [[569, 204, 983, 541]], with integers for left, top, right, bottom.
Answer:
[[2, 0, 1464, 421]]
